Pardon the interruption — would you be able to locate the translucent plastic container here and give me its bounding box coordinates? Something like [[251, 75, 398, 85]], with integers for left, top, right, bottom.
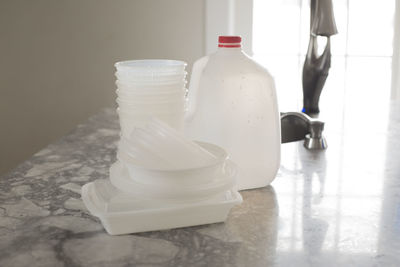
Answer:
[[117, 97, 186, 106], [117, 104, 185, 115], [144, 119, 217, 163], [117, 141, 227, 186], [185, 36, 281, 190], [116, 89, 186, 101], [118, 105, 185, 115], [116, 79, 187, 90], [117, 139, 172, 169], [115, 60, 187, 74], [113, 59, 187, 136], [117, 119, 217, 169], [116, 96, 186, 109], [81, 179, 242, 235], [117, 109, 184, 136], [109, 160, 236, 201], [115, 71, 187, 83]]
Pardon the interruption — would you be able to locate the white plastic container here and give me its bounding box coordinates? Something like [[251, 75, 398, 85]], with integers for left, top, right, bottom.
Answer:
[[82, 179, 242, 235], [116, 98, 185, 111], [109, 160, 236, 201], [116, 90, 186, 103], [115, 72, 187, 83], [115, 59, 187, 74], [114, 59, 188, 136], [117, 109, 184, 137], [116, 80, 187, 91], [116, 141, 228, 186], [118, 127, 216, 168], [185, 36, 281, 190], [111, 121, 236, 201]]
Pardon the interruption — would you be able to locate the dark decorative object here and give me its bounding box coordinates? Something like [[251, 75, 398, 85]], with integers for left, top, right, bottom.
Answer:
[[302, 0, 338, 116]]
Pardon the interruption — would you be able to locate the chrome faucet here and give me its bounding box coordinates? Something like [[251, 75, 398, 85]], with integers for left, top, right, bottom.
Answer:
[[302, 0, 338, 116], [280, 112, 327, 150]]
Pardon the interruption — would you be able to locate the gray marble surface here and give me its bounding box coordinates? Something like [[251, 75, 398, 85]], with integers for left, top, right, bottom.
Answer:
[[1, 104, 400, 267]]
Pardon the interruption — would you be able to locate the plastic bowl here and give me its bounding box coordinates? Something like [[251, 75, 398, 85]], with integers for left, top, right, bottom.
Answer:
[[117, 109, 184, 136], [116, 81, 187, 96], [117, 104, 186, 114], [116, 95, 186, 104], [117, 141, 229, 186], [117, 107, 185, 118], [115, 60, 187, 74], [116, 98, 186, 111], [115, 70, 186, 77], [118, 126, 215, 169], [117, 88, 186, 97], [118, 106, 185, 116], [117, 98, 186, 106], [116, 79, 187, 88], [117, 138, 172, 169], [116, 93, 186, 105], [115, 71, 187, 83], [117, 103, 186, 115], [110, 160, 236, 202], [116, 86, 186, 96], [143, 118, 216, 163], [116, 90, 187, 101], [111, 146, 236, 202]]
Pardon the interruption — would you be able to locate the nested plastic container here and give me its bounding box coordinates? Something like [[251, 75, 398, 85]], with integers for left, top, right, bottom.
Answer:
[[116, 97, 186, 107], [184, 36, 281, 190], [115, 60, 187, 74], [118, 109, 184, 136], [109, 159, 236, 202], [116, 89, 186, 100], [115, 60, 187, 83], [117, 97, 186, 106], [116, 120, 217, 169], [117, 141, 228, 186], [114, 59, 188, 135], [115, 72, 187, 83], [117, 103, 185, 115], [116, 80, 187, 92], [111, 122, 235, 202], [117, 107, 184, 117], [82, 178, 242, 235]]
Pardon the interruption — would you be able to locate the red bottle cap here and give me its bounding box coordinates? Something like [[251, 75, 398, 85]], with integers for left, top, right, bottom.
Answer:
[[218, 36, 242, 48]]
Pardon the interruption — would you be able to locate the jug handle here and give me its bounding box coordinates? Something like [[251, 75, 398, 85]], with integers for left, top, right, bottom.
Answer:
[[185, 56, 209, 121]]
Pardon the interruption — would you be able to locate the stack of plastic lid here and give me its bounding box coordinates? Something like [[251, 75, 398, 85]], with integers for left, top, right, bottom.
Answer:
[[114, 60, 187, 137], [82, 118, 242, 235]]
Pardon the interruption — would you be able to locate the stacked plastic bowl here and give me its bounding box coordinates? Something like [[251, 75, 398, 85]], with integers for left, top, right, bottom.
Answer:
[[114, 60, 188, 136], [81, 118, 242, 235], [113, 118, 238, 202]]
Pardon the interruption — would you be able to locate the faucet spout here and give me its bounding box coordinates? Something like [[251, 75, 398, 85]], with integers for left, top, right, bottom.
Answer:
[[280, 112, 327, 150]]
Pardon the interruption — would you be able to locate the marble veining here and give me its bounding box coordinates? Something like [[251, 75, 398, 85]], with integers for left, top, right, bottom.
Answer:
[[1, 104, 400, 266]]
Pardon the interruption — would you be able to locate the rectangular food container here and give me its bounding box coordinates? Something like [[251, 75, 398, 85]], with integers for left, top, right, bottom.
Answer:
[[82, 181, 242, 235]]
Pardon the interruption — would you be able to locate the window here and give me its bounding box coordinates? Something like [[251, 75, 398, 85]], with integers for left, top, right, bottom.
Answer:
[[253, 0, 396, 118], [252, 0, 397, 255]]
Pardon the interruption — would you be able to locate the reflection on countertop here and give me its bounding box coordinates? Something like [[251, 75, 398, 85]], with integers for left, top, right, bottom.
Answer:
[[0, 102, 399, 266], [274, 101, 400, 266]]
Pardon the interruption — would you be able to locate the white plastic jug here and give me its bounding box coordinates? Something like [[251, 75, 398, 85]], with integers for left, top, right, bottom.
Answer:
[[184, 36, 281, 190]]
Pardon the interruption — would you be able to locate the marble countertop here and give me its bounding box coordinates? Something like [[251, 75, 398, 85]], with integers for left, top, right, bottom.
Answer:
[[1, 104, 400, 267]]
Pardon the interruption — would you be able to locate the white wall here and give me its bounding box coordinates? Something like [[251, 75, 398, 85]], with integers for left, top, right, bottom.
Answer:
[[205, 0, 253, 55], [0, 0, 205, 175], [392, 0, 400, 99]]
